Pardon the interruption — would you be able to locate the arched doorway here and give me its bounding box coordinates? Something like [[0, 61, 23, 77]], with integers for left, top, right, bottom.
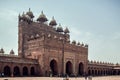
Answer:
[[66, 61, 73, 76], [50, 59, 58, 75], [23, 66, 28, 76], [4, 66, 11, 76], [88, 70, 91, 75], [92, 70, 94, 76], [103, 70, 106, 75], [30, 67, 35, 76], [78, 62, 84, 76], [14, 66, 20, 76], [98, 70, 100, 75], [95, 70, 97, 76], [118, 70, 120, 75], [101, 70, 103, 75]]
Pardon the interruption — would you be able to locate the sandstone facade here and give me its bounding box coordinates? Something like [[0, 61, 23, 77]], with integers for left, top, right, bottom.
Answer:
[[0, 9, 119, 77]]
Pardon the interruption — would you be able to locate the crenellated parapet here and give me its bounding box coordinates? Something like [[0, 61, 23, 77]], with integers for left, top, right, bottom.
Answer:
[[0, 48, 4, 54], [88, 60, 115, 66], [0, 48, 17, 57], [19, 9, 88, 56]]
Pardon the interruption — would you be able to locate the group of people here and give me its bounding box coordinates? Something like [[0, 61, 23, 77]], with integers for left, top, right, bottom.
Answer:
[[0, 73, 4, 77], [85, 75, 92, 80]]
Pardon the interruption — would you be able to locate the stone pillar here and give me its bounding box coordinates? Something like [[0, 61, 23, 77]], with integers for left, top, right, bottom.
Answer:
[[0, 63, 2, 73], [28, 66, 30, 76], [11, 65, 14, 77], [20, 65, 23, 76]]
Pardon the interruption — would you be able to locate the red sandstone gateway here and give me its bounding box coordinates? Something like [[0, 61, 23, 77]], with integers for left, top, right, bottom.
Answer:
[[0, 8, 120, 77]]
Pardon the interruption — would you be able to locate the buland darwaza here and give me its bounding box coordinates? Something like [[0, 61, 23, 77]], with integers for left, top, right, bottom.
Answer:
[[0, 8, 120, 77]]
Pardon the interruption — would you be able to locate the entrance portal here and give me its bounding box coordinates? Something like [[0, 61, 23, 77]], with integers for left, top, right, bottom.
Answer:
[[14, 66, 20, 76], [50, 59, 58, 75], [4, 66, 11, 76], [78, 62, 84, 76], [66, 61, 73, 76], [23, 66, 28, 76], [31, 67, 35, 76]]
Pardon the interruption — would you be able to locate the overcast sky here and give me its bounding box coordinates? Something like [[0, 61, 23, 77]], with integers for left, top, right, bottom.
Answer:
[[0, 0, 120, 63]]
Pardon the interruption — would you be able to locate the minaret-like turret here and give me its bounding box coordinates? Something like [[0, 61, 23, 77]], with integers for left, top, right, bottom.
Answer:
[[64, 27, 70, 34], [56, 24, 63, 32], [26, 8, 34, 19], [10, 49, 15, 55], [0, 48, 4, 54], [49, 16, 57, 26], [37, 11, 48, 23]]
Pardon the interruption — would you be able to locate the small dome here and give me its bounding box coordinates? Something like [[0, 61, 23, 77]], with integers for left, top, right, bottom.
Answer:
[[49, 16, 57, 26], [10, 49, 14, 54], [64, 27, 70, 34], [21, 12, 31, 21], [77, 42, 80, 45], [81, 42, 84, 46], [94, 61, 96, 63], [85, 44, 88, 47], [0, 48, 4, 53], [91, 60, 93, 63], [37, 11, 48, 22], [56, 24, 63, 32], [26, 8, 34, 18], [18, 14, 22, 21], [116, 63, 119, 65], [21, 12, 26, 20], [72, 40, 76, 44]]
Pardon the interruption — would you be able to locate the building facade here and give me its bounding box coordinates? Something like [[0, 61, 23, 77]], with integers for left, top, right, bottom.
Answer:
[[0, 9, 120, 77], [18, 9, 88, 76]]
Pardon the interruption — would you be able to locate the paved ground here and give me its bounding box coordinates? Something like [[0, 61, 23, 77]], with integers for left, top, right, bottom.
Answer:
[[0, 76, 120, 80]]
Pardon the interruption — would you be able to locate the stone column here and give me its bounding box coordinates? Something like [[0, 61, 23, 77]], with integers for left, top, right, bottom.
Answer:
[[28, 66, 31, 76], [20, 65, 23, 76], [11, 64, 14, 77]]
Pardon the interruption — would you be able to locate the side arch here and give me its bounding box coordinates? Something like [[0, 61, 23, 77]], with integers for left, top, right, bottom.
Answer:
[[66, 61, 73, 76], [4, 66, 11, 76], [50, 59, 58, 76], [23, 66, 28, 76], [78, 62, 84, 76], [30, 67, 35, 76], [13, 66, 20, 76]]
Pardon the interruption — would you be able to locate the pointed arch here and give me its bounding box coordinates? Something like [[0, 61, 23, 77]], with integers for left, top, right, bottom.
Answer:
[[78, 62, 84, 76], [23, 66, 28, 76], [50, 59, 58, 76], [88, 70, 91, 75], [30, 67, 35, 76], [66, 61, 73, 76], [13, 66, 20, 76], [4, 66, 11, 76]]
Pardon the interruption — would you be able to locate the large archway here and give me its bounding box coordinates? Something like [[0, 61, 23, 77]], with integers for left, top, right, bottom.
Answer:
[[98, 70, 100, 75], [4, 66, 11, 76], [50, 59, 58, 75], [30, 67, 35, 76], [118, 70, 120, 75], [23, 66, 28, 76], [66, 61, 73, 76], [78, 62, 84, 76], [92, 70, 94, 76], [14, 66, 20, 76], [95, 70, 97, 76], [88, 70, 91, 75]]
